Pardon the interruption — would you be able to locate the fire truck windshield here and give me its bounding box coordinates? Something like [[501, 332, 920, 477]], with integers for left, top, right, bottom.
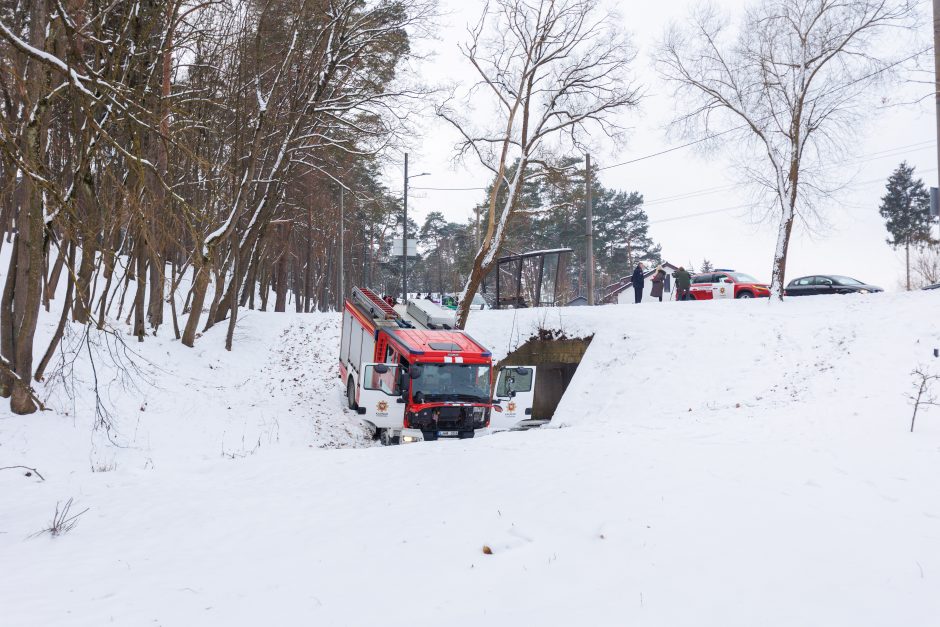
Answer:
[[411, 364, 491, 403]]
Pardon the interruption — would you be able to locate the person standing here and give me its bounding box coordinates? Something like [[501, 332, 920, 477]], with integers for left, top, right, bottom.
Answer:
[[631, 262, 645, 304], [650, 265, 666, 302], [672, 266, 692, 301]]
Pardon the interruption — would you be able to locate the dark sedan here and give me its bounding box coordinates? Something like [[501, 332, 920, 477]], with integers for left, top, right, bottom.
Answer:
[[785, 275, 883, 296]]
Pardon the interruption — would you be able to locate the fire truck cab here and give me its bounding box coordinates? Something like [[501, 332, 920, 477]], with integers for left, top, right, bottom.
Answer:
[[339, 287, 499, 444]]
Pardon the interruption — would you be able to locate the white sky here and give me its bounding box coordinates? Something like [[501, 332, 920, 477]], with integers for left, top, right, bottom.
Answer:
[[388, 0, 937, 290]]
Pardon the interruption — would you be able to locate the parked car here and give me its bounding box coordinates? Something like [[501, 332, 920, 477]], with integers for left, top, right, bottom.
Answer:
[[686, 270, 771, 300], [784, 275, 883, 296], [468, 293, 487, 310]]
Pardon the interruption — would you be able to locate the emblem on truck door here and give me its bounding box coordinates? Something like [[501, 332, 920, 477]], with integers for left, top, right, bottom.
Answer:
[[507, 401, 517, 414], [376, 400, 389, 415]]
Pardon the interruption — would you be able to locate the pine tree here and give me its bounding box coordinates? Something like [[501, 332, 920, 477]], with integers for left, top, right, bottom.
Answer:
[[700, 259, 714, 273], [879, 162, 936, 290]]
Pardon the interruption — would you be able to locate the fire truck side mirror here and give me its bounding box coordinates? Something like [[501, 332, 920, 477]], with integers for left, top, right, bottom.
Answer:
[[409, 366, 423, 379], [373, 363, 390, 374]]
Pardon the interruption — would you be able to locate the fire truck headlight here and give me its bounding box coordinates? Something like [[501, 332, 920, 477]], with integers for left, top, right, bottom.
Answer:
[[472, 406, 487, 426], [400, 429, 424, 444]]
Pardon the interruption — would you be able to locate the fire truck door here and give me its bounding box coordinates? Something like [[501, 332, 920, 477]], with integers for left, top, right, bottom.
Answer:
[[358, 363, 405, 429], [494, 366, 536, 428], [712, 275, 734, 299]]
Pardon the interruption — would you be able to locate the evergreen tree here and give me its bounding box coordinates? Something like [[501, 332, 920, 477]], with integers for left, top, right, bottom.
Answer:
[[879, 162, 936, 290], [593, 189, 661, 279], [467, 157, 661, 302], [700, 259, 714, 273]]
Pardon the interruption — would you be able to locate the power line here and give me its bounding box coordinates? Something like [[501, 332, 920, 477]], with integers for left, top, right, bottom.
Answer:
[[406, 48, 930, 193], [410, 185, 486, 191], [643, 141, 937, 208], [597, 47, 931, 173], [648, 167, 939, 225]]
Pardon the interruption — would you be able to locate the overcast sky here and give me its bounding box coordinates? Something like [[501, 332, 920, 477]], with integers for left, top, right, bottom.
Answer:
[[388, 0, 936, 290]]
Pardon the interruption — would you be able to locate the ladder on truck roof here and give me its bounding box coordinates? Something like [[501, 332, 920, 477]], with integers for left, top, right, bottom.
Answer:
[[352, 287, 399, 320]]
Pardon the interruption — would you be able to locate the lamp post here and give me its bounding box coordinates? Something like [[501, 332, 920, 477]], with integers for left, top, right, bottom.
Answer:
[[585, 153, 595, 305], [402, 152, 429, 304]]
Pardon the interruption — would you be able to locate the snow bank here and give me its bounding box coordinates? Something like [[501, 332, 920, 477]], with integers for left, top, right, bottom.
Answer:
[[2, 292, 939, 626]]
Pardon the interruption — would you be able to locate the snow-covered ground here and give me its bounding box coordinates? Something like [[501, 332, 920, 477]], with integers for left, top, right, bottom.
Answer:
[[2, 291, 940, 626]]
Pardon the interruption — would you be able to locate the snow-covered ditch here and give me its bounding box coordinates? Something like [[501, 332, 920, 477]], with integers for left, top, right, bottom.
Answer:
[[2, 291, 940, 626]]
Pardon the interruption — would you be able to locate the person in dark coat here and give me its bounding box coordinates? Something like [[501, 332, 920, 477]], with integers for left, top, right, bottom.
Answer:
[[631, 262, 645, 304], [650, 265, 666, 302], [672, 266, 692, 301]]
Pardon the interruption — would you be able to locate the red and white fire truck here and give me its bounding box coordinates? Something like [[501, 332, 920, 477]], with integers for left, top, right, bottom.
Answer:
[[339, 287, 513, 444]]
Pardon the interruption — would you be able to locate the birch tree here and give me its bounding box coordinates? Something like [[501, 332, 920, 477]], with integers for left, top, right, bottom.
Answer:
[[655, 0, 920, 298], [439, 0, 640, 328]]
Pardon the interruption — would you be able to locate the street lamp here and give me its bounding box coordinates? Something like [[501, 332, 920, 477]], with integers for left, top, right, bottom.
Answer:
[[403, 152, 429, 304]]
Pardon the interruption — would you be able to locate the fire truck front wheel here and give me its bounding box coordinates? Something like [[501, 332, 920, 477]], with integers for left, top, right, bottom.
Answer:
[[379, 429, 400, 446], [347, 378, 357, 410]]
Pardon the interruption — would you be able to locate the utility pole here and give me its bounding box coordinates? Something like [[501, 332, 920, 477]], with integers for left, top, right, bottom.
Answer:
[[403, 152, 408, 303], [585, 153, 595, 305], [934, 0, 940, 241], [400, 156, 430, 303], [935, 0, 940, 188], [338, 185, 344, 310]]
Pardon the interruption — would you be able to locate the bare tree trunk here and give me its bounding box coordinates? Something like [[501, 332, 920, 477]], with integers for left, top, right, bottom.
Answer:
[[906, 242, 911, 291], [35, 242, 76, 381], [43, 238, 65, 310], [259, 266, 270, 311], [204, 266, 225, 331], [0, 238, 18, 398], [147, 244, 165, 331], [169, 262, 181, 340], [305, 203, 312, 311], [73, 236, 97, 323], [274, 250, 288, 312], [133, 247, 147, 341], [182, 262, 209, 347], [225, 243, 238, 350]]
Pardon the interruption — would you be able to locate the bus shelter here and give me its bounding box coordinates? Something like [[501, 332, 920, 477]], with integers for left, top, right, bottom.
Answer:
[[493, 248, 573, 309]]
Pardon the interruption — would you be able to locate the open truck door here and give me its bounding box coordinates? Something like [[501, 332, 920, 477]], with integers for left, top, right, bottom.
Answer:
[[358, 363, 406, 430], [493, 366, 537, 429]]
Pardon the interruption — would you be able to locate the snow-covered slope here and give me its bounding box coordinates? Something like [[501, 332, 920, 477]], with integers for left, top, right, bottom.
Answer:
[[2, 292, 939, 626]]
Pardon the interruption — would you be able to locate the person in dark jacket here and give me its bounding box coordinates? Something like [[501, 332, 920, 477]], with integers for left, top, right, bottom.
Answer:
[[672, 266, 692, 301], [631, 262, 645, 304]]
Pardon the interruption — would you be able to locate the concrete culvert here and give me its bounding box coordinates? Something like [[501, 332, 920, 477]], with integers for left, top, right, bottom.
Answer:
[[494, 333, 593, 427]]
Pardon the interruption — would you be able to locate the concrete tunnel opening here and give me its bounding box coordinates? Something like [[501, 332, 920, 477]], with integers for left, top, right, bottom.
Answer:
[[496, 333, 593, 425]]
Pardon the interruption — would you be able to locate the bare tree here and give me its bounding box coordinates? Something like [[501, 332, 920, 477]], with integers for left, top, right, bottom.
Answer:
[[656, 0, 920, 298], [911, 245, 940, 288], [909, 366, 939, 432], [439, 0, 640, 328]]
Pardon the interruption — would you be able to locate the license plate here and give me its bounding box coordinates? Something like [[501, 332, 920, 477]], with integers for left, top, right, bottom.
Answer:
[[438, 430, 459, 437]]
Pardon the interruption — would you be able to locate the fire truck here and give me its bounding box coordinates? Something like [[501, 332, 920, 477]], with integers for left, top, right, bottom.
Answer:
[[339, 287, 514, 444]]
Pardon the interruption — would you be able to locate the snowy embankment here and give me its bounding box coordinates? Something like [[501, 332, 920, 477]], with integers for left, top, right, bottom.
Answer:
[[3, 292, 940, 626]]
